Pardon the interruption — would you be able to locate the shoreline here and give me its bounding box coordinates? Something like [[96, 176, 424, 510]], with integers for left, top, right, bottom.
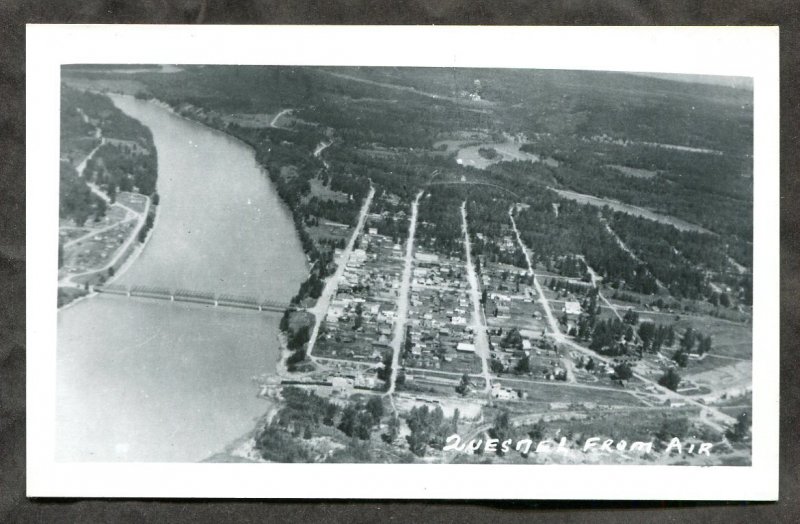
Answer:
[[117, 93, 311, 462], [57, 196, 159, 312], [133, 93, 312, 278], [87, 90, 313, 292], [202, 401, 279, 463], [69, 89, 319, 463]]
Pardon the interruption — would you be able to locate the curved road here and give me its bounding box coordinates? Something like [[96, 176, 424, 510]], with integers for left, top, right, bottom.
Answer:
[[508, 206, 735, 429]]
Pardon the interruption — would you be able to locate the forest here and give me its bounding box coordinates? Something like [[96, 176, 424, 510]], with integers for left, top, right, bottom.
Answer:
[[253, 386, 453, 462], [59, 161, 106, 226], [60, 85, 158, 224], [70, 65, 754, 320], [607, 211, 750, 301], [84, 141, 158, 196], [511, 192, 660, 294]]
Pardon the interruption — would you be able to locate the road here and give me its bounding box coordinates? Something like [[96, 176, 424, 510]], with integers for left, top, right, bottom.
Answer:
[[74, 110, 105, 177], [575, 254, 622, 321], [508, 205, 735, 428], [706, 353, 749, 362], [385, 191, 423, 396], [60, 110, 153, 287], [508, 206, 576, 382], [270, 108, 292, 128], [64, 215, 136, 249], [313, 141, 332, 170], [76, 141, 104, 176], [508, 206, 564, 346], [600, 217, 667, 291], [726, 255, 748, 275], [60, 194, 151, 287], [427, 180, 521, 199], [323, 70, 470, 104], [461, 201, 493, 393], [306, 185, 375, 357]]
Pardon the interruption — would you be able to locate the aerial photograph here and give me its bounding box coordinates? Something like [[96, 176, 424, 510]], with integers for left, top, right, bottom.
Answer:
[[56, 65, 753, 465]]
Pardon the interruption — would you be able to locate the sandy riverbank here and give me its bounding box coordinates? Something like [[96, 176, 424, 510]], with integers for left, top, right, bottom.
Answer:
[[202, 400, 280, 463]]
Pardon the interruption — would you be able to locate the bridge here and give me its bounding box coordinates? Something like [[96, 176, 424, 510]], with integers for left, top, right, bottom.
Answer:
[[94, 283, 293, 313]]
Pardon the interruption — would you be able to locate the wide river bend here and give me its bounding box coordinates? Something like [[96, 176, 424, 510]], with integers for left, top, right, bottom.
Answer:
[[56, 95, 307, 462]]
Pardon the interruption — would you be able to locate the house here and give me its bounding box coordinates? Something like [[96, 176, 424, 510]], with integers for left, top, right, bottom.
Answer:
[[491, 293, 511, 303], [330, 376, 353, 394], [456, 342, 476, 353], [415, 252, 439, 264], [563, 301, 582, 316], [491, 384, 516, 400], [355, 374, 377, 389], [326, 305, 346, 322]]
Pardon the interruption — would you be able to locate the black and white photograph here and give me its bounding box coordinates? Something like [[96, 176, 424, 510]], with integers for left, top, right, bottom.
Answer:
[[26, 25, 779, 500]]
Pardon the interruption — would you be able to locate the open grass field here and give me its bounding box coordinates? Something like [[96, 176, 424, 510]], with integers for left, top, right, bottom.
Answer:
[[553, 188, 712, 234], [496, 377, 647, 406], [606, 164, 659, 179], [682, 360, 751, 397], [671, 316, 752, 360], [307, 178, 349, 203]]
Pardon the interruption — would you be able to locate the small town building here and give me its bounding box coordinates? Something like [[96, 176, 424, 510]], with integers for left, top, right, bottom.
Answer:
[[563, 301, 582, 316], [456, 342, 476, 353]]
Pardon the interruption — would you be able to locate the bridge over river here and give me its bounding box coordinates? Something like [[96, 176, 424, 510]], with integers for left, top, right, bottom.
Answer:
[[94, 283, 292, 313]]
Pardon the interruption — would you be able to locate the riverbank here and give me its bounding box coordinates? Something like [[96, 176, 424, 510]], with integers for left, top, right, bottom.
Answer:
[[56, 93, 308, 462], [203, 401, 279, 463], [57, 193, 157, 310], [77, 90, 313, 289]]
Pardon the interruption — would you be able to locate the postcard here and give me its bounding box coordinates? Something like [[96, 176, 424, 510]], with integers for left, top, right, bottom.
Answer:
[[26, 24, 779, 499]]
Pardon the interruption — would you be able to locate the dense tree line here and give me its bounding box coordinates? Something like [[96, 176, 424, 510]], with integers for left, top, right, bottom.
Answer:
[[609, 211, 750, 301], [416, 185, 470, 257], [465, 194, 528, 269], [547, 277, 591, 294], [535, 145, 751, 240], [60, 87, 158, 224], [60, 87, 100, 158], [405, 404, 456, 457], [512, 194, 659, 294], [85, 142, 158, 196], [59, 161, 107, 225], [255, 387, 383, 462], [119, 65, 752, 318]]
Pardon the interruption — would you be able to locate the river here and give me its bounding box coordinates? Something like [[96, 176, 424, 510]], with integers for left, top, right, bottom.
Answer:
[[56, 95, 308, 462]]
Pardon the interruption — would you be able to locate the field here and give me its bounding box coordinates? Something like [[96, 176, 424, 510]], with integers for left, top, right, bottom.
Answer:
[[606, 164, 659, 179], [307, 178, 349, 203], [221, 113, 275, 128], [670, 316, 752, 360], [552, 188, 712, 234], [454, 142, 541, 170], [496, 378, 647, 407]]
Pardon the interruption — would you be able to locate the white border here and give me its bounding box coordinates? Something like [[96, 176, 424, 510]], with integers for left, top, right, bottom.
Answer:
[[27, 25, 779, 500]]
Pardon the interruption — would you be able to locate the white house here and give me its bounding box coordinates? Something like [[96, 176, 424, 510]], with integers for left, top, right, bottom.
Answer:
[[563, 301, 582, 316], [456, 342, 476, 353]]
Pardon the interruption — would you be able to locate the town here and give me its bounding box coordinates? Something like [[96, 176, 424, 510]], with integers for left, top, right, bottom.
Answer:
[[60, 65, 754, 465]]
